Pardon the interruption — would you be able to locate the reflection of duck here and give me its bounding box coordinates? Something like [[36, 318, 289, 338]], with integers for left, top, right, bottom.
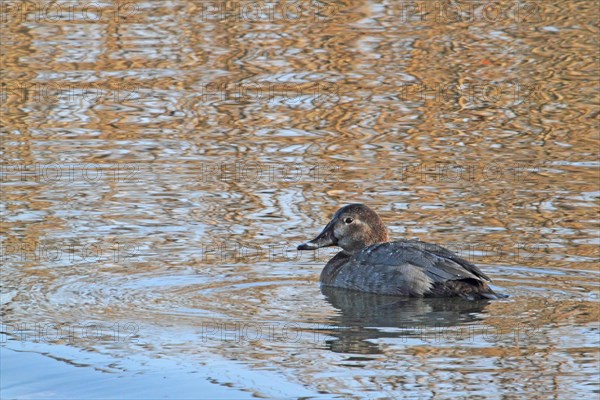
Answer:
[[319, 286, 490, 355], [298, 204, 505, 300]]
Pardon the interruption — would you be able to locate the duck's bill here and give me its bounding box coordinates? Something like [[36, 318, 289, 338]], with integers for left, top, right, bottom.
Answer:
[[297, 222, 337, 250]]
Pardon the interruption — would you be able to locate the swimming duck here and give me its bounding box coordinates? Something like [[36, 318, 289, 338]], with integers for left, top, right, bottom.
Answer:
[[298, 204, 504, 300]]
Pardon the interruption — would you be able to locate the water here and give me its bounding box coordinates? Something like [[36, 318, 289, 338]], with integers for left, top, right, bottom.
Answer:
[[1, 0, 599, 398]]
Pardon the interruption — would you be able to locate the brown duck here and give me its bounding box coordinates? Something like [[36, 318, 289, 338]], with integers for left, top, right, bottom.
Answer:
[[298, 204, 505, 300]]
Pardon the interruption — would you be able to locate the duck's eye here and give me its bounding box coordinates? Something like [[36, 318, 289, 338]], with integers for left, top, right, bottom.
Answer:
[[344, 217, 354, 224]]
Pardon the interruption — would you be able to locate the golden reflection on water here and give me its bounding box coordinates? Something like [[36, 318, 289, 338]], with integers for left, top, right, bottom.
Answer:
[[1, 0, 599, 398]]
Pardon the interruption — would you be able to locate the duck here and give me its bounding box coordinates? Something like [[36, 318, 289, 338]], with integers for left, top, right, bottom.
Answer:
[[297, 204, 505, 300]]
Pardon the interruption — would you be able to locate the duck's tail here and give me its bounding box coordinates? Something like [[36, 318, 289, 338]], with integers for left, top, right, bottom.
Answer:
[[432, 279, 508, 300], [466, 282, 508, 300], [477, 290, 509, 300]]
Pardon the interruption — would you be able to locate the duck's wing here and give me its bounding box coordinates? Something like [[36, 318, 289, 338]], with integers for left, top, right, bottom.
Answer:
[[401, 239, 492, 282], [354, 240, 491, 284]]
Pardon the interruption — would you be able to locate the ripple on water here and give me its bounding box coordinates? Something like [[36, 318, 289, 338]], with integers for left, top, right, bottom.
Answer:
[[2, 0, 599, 398]]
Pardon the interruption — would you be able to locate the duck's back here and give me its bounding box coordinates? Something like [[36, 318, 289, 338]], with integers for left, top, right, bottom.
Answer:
[[321, 239, 498, 299]]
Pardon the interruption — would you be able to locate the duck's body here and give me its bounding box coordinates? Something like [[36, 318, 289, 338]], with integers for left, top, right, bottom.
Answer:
[[298, 204, 504, 300], [320, 240, 498, 299]]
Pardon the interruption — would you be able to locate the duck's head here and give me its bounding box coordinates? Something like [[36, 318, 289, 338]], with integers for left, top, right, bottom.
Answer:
[[297, 204, 389, 254]]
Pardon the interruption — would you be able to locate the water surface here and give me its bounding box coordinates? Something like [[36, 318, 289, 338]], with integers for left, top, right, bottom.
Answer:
[[1, 0, 599, 398]]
